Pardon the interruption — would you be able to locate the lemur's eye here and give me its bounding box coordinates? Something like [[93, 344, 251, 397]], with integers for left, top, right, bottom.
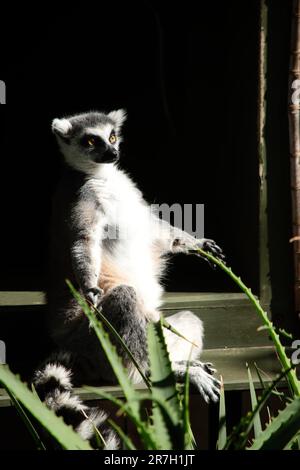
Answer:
[[87, 137, 95, 147], [80, 134, 104, 148], [109, 133, 117, 144]]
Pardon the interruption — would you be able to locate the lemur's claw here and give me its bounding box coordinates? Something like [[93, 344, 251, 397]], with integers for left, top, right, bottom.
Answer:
[[201, 239, 224, 258], [174, 360, 221, 403], [194, 238, 225, 267], [203, 362, 217, 375], [191, 363, 221, 403], [85, 287, 104, 307]]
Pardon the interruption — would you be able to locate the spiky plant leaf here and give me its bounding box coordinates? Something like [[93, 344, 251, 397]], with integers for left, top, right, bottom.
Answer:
[[85, 386, 167, 449], [147, 320, 181, 422], [182, 357, 196, 450], [0, 365, 92, 450], [248, 397, 300, 450], [147, 320, 183, 449], [247, 364, 262, 439], [217, 377, 227, 450], [225, 369, 291, 449], [5, 387, 46, 450], [253, 363, 266, 391], [151, 404, 173, 449], [181, 346, 198, 450], [253, 363, 285, 399], [284, 434, 300, 450]]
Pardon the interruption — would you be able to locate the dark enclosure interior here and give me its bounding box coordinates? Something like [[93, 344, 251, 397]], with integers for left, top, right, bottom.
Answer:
[[0, 1, 294, 319]]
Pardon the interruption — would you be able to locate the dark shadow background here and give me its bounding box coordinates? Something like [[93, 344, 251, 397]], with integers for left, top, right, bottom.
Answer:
[[0, 0, 294, 324], [0, 0, 297, 452]]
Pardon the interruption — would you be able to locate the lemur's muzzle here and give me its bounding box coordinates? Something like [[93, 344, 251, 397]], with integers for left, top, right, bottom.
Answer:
[[96, 148, 119, 164]]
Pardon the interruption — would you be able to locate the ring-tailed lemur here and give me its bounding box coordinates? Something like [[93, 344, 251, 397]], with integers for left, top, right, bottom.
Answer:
[[33, 110, 223, 449]]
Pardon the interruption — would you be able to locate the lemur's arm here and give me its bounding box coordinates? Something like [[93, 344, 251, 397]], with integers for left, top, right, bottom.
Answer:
[[151, 216, 224, 259], [69, 197, 104, 306]]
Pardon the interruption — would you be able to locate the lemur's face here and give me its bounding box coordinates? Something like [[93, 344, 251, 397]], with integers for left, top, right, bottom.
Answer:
[[52, 110, 126, 172]]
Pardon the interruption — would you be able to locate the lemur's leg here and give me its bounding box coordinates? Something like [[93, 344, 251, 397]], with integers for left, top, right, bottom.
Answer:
[[104, 289, 221, 402], [35, 288, 219, 446], [99, 288, 220, 401], [57, 287, 219, 399], [52, 285, 149, 386], [103, 291, 221, 402], [33, 285, 148, 448], [163, 310, 220, 403], [98, 284, 149, 383], [163, 310, 204, 362]]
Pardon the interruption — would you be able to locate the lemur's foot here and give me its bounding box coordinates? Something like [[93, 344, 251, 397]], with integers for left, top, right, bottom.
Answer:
[[174, 360, 221, 403], [85, 287, 104, 307]]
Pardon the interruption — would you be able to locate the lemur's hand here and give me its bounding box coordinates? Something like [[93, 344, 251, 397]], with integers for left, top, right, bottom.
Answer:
[[195, 238, 225, 261], [172, 237, 225, 263], [84, 287, 104, 307]]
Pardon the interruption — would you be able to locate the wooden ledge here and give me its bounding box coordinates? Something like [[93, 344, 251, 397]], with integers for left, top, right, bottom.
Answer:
[[0, 346, 285, 408], [0, 291, 249, 309]]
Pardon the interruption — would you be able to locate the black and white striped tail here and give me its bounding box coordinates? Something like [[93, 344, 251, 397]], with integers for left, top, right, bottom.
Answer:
[[33, 351, 119, 449]]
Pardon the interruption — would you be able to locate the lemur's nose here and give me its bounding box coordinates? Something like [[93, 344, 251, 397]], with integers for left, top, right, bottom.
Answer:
[[101, 147, 119, 163], [104, 147, 117, 156]]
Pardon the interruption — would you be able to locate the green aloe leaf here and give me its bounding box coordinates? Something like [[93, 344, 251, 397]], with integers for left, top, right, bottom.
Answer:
[[147, 320, 183, 449], [182, 352, 196, 450], [84, 386, 158, 449], [225, 369, 291, 449], [217, 377, 227, 450], [247, 364, 262, 439], [248, 397, 300, 450], [5, 387, 46, 450]]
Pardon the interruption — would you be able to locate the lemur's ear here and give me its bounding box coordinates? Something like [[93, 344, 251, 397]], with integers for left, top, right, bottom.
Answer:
[[52, 118, 73, 139], [108, 109, 127, 128]]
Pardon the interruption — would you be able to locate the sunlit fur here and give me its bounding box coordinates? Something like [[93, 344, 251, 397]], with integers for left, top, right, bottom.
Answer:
[[52, 110, 125, 176], [33, 110, 221, 449]]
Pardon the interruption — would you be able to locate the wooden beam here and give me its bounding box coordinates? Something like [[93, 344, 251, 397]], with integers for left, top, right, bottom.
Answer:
[[0, 346, 287, 407], [288, 0, 300, 320], [0, 291, 248, 309], [258, 0, 272, 312]]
